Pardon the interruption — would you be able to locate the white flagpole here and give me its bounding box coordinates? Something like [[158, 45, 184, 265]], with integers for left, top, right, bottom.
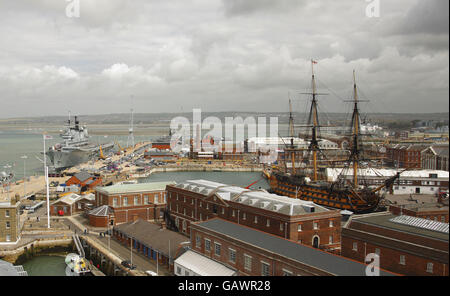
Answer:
[[43, 134, 50, 228], [46, 166, 50, 228]]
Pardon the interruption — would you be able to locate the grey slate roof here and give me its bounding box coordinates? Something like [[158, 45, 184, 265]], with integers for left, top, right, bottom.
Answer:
[[114, 219, 190, 257], [195, 218, 396, 276], [89, 205, 114, 217], [74, 171, 93, 182]]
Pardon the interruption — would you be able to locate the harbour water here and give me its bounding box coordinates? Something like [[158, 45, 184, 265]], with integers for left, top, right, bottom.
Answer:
[[22, 255, 67, 276], [139, 171, 269, 189]]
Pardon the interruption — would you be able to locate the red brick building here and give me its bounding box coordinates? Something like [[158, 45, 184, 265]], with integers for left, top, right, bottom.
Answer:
[[341, 213, 449, 276], [113, 219, 190, 272], [66, 171, 102, 191], [389, 203, 449, 223], [385, 144, 428, 169], [88, 205, 114, 227], [50, 193, 95, 216], [94, 181, 175, 226], [189, 218, 396, 276], [166, 180, 342, 252]]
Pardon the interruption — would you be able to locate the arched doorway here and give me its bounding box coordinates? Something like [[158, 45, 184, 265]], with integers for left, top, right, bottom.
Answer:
[[312, 236, 320, 248]]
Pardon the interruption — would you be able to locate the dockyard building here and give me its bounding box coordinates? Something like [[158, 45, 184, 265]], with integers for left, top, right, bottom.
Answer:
[[325, 168, 449, 195], [50, 193, 95, 216], [65, 171, 102, 192], [341, 212, 449, 276], [421, 145, 449, 172], [166, 179, 341, 252], [389, 203, 449, 223], [113, 219, 190, 272], [94, 181, 175, 225], [189, 218, 396, 276], [174, 249, 237, 276], [0, 194, 21, 245]]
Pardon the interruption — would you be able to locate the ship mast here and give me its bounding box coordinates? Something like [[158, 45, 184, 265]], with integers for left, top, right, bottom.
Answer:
[[288, 95, 296, 175], [308, 60, 320, 182], [349, 70, 361, 186]]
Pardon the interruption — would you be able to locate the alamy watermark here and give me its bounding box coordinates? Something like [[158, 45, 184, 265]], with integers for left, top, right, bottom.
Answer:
[[365, 0, 380, 18], [66, 0, 80, 18], [169, 109, 279, 163], [365, 253, 380, 276]]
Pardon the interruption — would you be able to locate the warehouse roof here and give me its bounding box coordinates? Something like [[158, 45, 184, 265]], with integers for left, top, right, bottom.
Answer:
[[96, 181, 176, 195], [172, 179, 331, 216], [351, 213, 449, 241], [114, 219, 189, 257], [194, 218, 396, 276], [174, 250, 237, 276]]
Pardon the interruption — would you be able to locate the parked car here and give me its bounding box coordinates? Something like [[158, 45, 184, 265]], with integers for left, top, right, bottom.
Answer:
[[121, 260, 136, 270]]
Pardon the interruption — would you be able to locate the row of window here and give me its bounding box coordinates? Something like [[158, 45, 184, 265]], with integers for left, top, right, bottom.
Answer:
[[111, 193, 167, 207], [351, 242, 435, 273], [171, 201, 336, 233], [196, 235, 293, 276]]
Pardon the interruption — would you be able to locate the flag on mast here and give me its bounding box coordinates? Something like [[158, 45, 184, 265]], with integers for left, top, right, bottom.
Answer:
[[43, 134, 53, 140]]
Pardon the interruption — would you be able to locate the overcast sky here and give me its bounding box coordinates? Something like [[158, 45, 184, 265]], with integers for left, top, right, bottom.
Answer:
[[0, 0, 448, 118]]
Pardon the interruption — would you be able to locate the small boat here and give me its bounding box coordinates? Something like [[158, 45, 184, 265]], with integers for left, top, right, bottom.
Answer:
[[65, 253, 90, 276]]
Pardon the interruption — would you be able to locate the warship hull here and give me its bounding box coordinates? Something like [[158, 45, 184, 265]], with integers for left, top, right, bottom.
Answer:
[[46, 142, 114, 170]]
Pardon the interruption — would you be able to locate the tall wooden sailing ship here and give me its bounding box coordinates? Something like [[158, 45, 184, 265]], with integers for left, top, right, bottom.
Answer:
[[268, 61, 401, 213]]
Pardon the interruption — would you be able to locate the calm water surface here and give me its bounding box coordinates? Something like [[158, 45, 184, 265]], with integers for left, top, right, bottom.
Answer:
[[22, 255, 67, 276]]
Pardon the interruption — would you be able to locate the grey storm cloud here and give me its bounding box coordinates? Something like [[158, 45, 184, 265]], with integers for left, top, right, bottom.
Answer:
[[0, 0, 448, 118]]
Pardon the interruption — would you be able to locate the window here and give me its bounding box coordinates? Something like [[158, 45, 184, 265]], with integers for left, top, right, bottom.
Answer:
[[298, 224, 302, 232], [313, 222, 318, 230], [426, 263, 433, 273], [229, 248, 236, 263], [184, 270, 190, 276], [261, 262, 270, 276], [183, 208, 186, 216], [176, 194, 179, 201], [6, 234, 11, 242], [280, 222, 284, 231], [200, 213, 203, 220], [329, 220, 334, 227], [352, 242, 358, 251], [244, 255, 252, 271], [221, 207, 225, 215], [254, 216, 258, 224], [243, 213, 246, 220], [266, 219, 270, 227], [176, 267, 181, 275], [155, 194, 159, 204], [400, 255, 406, 265], [214, 243, 221, 256], [6, 221, 10, 229], [205, 239, 211, 252], [232, 210, 235, 217], [329, 235, 333, 244], [134, 196, 139, 205], [176, 205, 179, 213], [375, 248, 380, 255], [5, 210, 10, 217], [191, 198, 194, 205], [164, 193, 167, 203], [196, 235, 201, 248], [441, 216, 446, 222], [206, 203, 209, 210], [144, 196, 148, 205], [282, 269, 293, 276], [123, 197, 128, 206]]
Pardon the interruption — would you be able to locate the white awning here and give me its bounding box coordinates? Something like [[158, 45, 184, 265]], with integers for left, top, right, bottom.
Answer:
[[174, 250, 236, 276]]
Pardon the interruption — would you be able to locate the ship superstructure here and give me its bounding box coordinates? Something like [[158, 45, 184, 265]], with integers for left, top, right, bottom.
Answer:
[[45, 116, 114, 171]]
